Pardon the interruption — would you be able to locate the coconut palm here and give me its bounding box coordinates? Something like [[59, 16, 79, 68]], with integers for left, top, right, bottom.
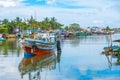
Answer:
[[2, 19, 10, 33], [14, 17, 26, 32], [2, 19, 9, 27], [50, 17, 56, 29], [27, 16, 38, 30], [43, 17, 50, 29]]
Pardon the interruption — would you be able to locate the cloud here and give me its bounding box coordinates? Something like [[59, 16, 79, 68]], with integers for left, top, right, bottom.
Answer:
[[108, 3, 120, 13], [0, 0, 25, 8], [93, 20, 105, 24], [46, 0, 56, 5], [0, 0, 120, 27], [0, 0, 16, 7]]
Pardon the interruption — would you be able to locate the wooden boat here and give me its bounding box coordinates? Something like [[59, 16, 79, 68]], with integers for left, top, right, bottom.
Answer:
[[104, 39, 120, 51], [18, 51, 56, 79], [21, 32, 57, 54], [23, 46, 55, 55], [102, 39, 120, 56], [102, 38, 120, 64]]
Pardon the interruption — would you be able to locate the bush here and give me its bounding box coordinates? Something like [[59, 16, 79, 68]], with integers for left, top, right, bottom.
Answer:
[[0, 27, 8, 34]]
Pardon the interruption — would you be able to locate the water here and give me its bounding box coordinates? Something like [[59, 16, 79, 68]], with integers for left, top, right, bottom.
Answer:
[[0, 34, 120, 80]]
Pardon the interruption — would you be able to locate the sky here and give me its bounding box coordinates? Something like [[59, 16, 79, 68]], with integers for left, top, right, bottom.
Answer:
[[0, 0, 120, 28]]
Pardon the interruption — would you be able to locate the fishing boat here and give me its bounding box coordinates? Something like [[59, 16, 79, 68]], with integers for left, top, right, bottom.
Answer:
[[102, 39, 120, 56], [76, 31, 87, 37], [18, 51, 56, 79], [21, 32, 57, 55]]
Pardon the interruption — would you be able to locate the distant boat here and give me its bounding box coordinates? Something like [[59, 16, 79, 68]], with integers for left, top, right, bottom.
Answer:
[[0, 37, 5, 41], [76, 31, 87, 36], [60, 30, 66, 38], [0, 34, 5, 41]]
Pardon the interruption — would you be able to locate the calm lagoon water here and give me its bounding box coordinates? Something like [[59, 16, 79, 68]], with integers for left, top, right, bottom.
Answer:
[[0, 34, 120, 80]]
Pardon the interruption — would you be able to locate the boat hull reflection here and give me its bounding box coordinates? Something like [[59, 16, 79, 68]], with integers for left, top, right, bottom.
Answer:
[[18, 51, 56, 79]]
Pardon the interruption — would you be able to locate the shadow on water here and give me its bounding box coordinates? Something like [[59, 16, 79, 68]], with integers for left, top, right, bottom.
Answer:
[[18, 51, 62, 80]]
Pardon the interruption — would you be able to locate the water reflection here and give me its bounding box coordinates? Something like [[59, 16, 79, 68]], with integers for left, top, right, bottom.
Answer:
[[56, 51, 61, 72], [102, 50, 120, 70], [64, 36, 86, 47], [18, 51, 62, 80], [0, 39, 22, 56], [1, 34, 120, 80], [105, 55, 112, 70]]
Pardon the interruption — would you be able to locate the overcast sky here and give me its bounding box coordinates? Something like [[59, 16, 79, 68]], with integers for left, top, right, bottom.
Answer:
[[0, 0, 120, 28]]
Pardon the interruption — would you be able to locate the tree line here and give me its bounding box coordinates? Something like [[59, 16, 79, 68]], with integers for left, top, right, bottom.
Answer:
[[0, 16, 113, 34], [0, 16, 64, 34]]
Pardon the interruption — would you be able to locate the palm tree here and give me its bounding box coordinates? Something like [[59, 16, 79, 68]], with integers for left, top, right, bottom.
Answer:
[[2, 19, 10, 33], [9, 20, 16, 33], [56, 22, 63, 29], [50, 17, 56, 29], [27, 16, 38, 30], [14, 17, 23, 32], [44, 17, 49, 22], [2, 19, 9, 27], [65, 26, 69, 31], [43, 17, 50, 30]]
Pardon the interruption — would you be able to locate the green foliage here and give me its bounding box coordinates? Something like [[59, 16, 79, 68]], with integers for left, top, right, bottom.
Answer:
[[106, 26, 110, 30], [65, 23, 81, 31], [40, 17, 63, 30], [70, 23, 80, 31], [65, 26, 69, 30], [1, 17, 63, 33], [0, 27, 8, 33]]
